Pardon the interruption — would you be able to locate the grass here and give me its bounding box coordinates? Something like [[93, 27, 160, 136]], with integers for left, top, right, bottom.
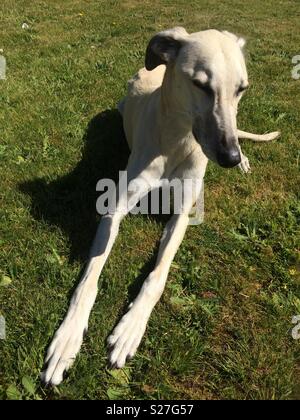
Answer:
[[0, 0, 299, 400]]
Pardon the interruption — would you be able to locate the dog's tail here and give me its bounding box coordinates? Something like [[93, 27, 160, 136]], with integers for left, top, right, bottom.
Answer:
[[237, 129, 280, 142]]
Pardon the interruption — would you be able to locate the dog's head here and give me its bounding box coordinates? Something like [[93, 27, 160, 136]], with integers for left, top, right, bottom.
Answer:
[[145, 27, 249, 168]]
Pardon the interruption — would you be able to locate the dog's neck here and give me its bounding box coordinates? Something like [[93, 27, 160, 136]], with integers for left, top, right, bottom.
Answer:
[[158, 65, 197, 156], [160, 65, 191, 121]]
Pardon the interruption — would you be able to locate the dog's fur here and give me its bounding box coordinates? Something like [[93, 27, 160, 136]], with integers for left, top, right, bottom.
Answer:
[[41, 28, 280, 386]]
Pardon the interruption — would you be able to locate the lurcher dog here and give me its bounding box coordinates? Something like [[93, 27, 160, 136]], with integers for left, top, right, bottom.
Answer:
[[41, 27, 280, 386]]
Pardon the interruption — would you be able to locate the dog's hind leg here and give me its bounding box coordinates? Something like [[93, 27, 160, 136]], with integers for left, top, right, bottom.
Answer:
[[41, 165, 160, 386]]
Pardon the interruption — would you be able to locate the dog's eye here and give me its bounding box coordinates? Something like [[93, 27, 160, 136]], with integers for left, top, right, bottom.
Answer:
[[192, 80, 213, 95], [236, 85, 248, 95]]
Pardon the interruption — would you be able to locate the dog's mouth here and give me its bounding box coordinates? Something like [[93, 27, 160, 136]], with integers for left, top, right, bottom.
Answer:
[[192, 127, 217, 163]]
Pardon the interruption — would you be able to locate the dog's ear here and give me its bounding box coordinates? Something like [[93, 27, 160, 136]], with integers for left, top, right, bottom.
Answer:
[[145, 27, 188, 71]]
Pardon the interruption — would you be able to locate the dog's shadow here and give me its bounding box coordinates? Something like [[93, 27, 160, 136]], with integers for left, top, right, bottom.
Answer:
[[20, 109, 171, 378], [20, 109, 130, 262], [19, 109, 167, 304]]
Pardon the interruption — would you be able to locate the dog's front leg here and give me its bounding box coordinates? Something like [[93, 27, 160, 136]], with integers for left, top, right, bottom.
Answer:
[[108, 206, 194, 368], [41, 213, 123, 386], [41, 169, 156, 386]]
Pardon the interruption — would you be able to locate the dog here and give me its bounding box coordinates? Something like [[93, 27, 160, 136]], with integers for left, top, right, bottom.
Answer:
[[41, 27, 280, 386]]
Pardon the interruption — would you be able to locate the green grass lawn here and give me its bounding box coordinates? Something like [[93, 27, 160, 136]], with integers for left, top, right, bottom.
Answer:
[[0, 0, 299, 400]]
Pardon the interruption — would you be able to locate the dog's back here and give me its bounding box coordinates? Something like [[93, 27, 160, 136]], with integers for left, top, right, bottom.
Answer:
[[128, 65, 166, 96], [118, 65, 166, 150]]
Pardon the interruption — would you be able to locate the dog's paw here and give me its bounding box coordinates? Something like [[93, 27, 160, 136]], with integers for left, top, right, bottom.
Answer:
[[41, 318, 87, 386], [238, 154, 251, 173], [107, 308, 148, 369]]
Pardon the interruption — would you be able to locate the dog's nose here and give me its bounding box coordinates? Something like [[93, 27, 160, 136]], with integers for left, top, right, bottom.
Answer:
[[217, 148, 241, 168]]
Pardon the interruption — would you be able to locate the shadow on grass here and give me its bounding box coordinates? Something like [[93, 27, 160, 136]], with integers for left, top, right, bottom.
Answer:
[[19, 109, 130, 262], [19, 108, 172, 368]]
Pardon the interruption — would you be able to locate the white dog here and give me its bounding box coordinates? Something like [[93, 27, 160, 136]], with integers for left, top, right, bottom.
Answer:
[[41, 27, 280, 386]]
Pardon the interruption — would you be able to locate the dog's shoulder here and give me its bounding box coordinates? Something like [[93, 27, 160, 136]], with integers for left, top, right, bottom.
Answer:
[[127, 65, 165, 96]]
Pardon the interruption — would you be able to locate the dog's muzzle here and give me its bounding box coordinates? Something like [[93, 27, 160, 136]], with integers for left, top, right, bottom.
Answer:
[[216, 148, 241, 168], [216, 135, 241, 168]]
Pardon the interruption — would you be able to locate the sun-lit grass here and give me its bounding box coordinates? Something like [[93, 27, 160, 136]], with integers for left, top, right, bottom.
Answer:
[[0, 0, 299, 400]]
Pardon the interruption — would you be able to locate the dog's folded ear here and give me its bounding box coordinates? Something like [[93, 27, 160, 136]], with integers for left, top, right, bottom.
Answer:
[[145, 27, 188, 71]]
